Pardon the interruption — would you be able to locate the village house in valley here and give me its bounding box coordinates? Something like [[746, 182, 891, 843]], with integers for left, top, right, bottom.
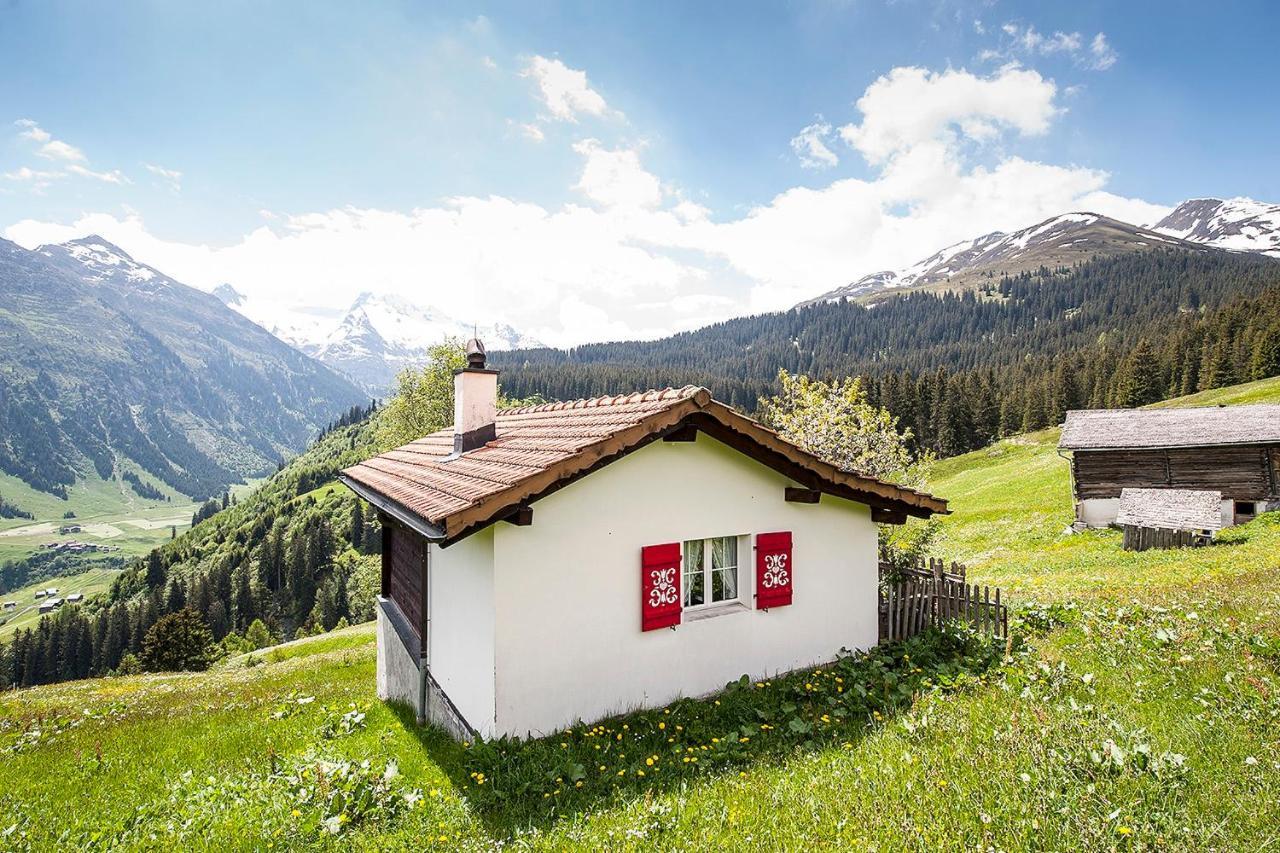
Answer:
[[341, 340, 948, 740], [1059, 405, 1280, 530]]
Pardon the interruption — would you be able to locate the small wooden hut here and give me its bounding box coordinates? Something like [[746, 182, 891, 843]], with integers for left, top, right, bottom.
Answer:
[[1059, 404, 1280, 529], [1116, 488, 1222, 550]]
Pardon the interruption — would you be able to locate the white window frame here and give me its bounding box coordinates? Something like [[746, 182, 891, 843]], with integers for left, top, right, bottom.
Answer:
[[681, 534, 747, 613]]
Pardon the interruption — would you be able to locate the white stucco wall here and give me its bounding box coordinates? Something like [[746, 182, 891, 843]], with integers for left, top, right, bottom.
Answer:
[[427, 527, 497, 737], [488, 433, 879, 739]]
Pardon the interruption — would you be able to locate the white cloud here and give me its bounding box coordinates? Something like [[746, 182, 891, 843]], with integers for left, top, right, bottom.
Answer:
[[1089, 33, 1117, 71], [521, 55, 612, 122], [5, 63, 1163, 345], [789, 117, 839, 169], [838, 66, 1058, 164], [15, 119, 50, 144], [2, 166, 62, 183], [67, 164, 129, 184], [986, 23, 1118, 71], [572, 139, 663, 209], [145, 163, 182, 192], [516, 122, 545, 142], [10, 119, 129, 186]]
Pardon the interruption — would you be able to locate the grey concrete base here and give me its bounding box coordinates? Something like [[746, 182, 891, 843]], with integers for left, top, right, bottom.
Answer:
[[376, 598, 475, 741]]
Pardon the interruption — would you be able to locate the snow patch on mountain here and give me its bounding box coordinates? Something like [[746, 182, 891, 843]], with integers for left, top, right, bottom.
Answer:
[[218, 288, 542, 391], [799, 211, 1205, 306], [1153, 197, 1280, 257]]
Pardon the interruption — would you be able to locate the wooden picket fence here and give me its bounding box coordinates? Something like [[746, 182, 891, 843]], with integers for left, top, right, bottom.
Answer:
[[879, 558, 1008, 642]]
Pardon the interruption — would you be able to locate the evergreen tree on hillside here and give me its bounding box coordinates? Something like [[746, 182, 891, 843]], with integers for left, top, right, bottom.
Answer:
[[140, 608, 215, 673], [1112, 338, 1162, 407]]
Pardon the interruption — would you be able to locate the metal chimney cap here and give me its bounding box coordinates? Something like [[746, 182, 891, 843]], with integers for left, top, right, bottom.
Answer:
[[465, 337, 487, 368]]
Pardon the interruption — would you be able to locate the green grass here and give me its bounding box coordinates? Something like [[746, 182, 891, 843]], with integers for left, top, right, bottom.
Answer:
[[2, 379, 1280, 849], [1147, 374, 1280, 407]]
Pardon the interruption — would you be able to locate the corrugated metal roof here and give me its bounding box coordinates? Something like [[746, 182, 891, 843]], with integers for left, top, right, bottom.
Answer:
[[1116, 488, 1223, 531], [1059, 405, 1280, 450], [342, 385, 947, 541]]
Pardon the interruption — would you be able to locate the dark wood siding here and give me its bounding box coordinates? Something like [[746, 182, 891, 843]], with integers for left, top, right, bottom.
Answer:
[[1074, 444, 1277, 500], [384, 519, 425, 648], [1073, 450, 1167, 498], [1270, 447, 1280, 497]]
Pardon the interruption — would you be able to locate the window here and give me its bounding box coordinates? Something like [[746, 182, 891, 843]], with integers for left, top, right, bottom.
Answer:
[[1234, 500, 1256, 517], [682, 536, 741, 609]]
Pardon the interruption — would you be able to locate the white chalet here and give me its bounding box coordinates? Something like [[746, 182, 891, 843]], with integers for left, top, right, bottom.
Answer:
[[341, 340, 948, 740]]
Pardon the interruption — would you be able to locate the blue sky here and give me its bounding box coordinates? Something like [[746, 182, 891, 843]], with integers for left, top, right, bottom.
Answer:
[[2, 1, 1277, 344]]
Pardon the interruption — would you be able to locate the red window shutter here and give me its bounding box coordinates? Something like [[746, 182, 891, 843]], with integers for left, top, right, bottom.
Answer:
[[755, 531, 793, 609], [641, 543, 682, 631]]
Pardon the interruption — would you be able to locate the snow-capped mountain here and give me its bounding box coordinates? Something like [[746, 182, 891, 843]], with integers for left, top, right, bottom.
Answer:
[[213, 283, 245, 306], [37, 236, 178, 296], [800, 212, 1203, 305], [221, 290, 543, 392], [1153, 197, 1280, 257]]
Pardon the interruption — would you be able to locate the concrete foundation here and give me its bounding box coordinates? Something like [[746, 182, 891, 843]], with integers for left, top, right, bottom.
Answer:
[[376, 597, 474, 741]]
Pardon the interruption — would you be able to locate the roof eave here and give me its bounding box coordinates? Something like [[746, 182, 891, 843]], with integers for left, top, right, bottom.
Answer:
[[338, 474, 447, 541]]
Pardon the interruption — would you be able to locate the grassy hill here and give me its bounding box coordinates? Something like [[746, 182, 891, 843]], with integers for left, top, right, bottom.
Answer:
[[1, 381, 1278, 849], [928, 375, 1280, 597]]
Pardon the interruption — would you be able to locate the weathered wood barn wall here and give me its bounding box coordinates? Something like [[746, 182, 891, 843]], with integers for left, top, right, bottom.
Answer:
[[1059, 405, 1280, 529]]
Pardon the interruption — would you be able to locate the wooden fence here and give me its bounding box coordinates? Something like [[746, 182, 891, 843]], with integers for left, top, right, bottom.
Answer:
[[879, 558, 1008, 642], [1121, 524, 1209, 552]]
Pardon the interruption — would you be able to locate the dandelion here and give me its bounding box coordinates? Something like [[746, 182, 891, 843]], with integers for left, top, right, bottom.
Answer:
[[646, 757, 655, 766], [659, 722, 666, 730]]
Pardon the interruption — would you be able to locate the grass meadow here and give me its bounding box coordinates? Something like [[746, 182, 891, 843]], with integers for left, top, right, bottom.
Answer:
[[1, 380, 1278, 849]]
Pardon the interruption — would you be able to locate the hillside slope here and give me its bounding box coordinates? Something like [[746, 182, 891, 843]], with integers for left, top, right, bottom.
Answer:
[[928, 376, 1280, 595], [2, 404, 1279, 848], [1, 404, 382, 687], [0, 236, 366, 501]]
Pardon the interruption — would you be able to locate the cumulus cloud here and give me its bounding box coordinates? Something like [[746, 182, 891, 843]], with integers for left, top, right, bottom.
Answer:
[[6, 63, 1163, 345], [838, 66, 1058, 164], [789, 117, 839, 169], [145, 163, 182, 192], [572, 139, 663, 209], [521, 55, 612, 122]]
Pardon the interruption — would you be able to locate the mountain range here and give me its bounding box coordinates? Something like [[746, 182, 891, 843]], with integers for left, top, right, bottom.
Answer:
[[801, 197, 1280, 305], [215, 288, 543, 393], [0, 236, 366, 500]]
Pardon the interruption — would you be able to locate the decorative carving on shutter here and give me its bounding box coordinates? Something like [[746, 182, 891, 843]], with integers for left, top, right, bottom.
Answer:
[[755, 531, 793, 609], [641, 543, 682, 631]]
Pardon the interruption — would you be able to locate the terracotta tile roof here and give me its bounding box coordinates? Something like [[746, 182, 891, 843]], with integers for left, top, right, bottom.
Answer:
[[341, 385, 947, 542], [1060, 405, 1280, 450], [1117, 488, 1223, 531]]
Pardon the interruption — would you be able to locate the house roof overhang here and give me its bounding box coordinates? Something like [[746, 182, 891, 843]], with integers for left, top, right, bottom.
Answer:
[[341, 386, 948, 546]]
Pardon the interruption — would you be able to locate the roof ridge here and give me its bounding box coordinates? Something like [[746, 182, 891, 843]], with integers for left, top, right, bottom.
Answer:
[[499, 385, 706, 416]]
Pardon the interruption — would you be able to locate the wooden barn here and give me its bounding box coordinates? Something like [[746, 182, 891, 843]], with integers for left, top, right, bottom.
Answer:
[[1058, 405, 1280, 529]]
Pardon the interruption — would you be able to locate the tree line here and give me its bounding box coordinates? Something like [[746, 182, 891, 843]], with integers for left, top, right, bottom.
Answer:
[[493, 250, 1280, 458]]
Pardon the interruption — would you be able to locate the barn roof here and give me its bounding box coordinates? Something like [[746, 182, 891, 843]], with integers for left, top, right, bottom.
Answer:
[[1116, 488, 1223, 531], [1059, 404, 1280, 450], [341, 385, 947, 543]]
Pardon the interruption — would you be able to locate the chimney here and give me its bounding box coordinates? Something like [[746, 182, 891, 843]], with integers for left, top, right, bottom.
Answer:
[[452, 337, 498, 454]]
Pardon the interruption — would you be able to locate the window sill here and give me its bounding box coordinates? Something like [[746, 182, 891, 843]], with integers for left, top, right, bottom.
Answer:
[[683, 601, 750, 622]]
